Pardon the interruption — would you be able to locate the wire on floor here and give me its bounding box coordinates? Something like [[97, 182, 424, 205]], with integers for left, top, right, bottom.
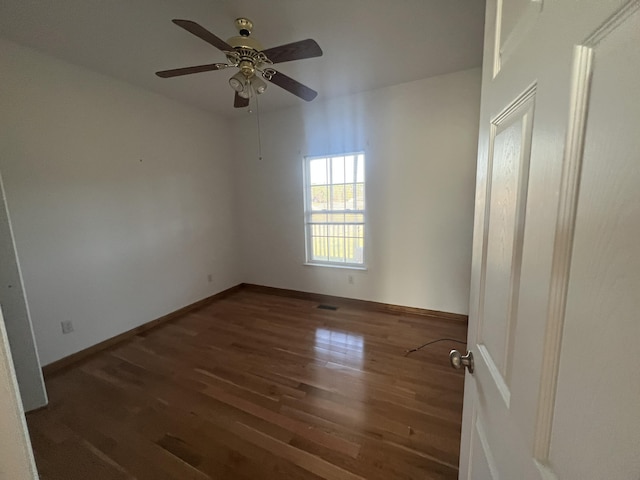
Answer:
[[403, 338, 467, 357]]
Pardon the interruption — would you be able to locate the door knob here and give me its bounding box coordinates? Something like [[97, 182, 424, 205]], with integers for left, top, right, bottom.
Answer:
[[450, 350, 474, 374]]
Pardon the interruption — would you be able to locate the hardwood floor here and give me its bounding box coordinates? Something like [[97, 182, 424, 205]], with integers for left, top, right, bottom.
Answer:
[[27, 289, 467, 480]]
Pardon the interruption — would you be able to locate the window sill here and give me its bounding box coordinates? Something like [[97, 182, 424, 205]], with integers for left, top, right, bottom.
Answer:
[[304, 262, 368, 271]]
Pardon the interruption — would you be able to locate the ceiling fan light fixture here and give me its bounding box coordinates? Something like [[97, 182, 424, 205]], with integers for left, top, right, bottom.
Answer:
[[229, 71, 246, 92], [252, 76, 267, 95]]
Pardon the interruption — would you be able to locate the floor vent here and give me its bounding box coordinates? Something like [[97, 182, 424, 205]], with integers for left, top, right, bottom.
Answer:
[[317, 304, 338, 311]]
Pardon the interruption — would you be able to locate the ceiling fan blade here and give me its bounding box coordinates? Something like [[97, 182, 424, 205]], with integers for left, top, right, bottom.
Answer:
[[234, 92, 250, 108], [172, 19, 234, 52], [266, 70, 318, 101], [156, 63, 228, 78], [261, 39, 323, 64]]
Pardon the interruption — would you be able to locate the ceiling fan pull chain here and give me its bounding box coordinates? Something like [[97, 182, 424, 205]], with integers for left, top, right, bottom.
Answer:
[[255, 90, 263, 161]]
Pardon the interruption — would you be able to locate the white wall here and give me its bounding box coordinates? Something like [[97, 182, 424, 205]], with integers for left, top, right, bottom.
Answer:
[[0, 39, 241, 366], [233, 68, 481, 315]]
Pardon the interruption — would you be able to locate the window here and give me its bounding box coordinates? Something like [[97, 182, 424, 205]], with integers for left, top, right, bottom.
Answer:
[[304, 152, 365, 267]]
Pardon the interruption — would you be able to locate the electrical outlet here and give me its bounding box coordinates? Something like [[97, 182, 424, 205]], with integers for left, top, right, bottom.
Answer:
[[61, 321, 74, 334], [207, 274, 213, 283], [348, 275, 354, 285]]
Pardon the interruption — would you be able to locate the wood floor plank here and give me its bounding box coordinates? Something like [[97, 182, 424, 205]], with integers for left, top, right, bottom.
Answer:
[[27, 289, 466, 479]]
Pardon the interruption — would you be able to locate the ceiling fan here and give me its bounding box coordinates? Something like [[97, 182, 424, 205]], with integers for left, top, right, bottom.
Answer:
[[156, 18, 323, 108]]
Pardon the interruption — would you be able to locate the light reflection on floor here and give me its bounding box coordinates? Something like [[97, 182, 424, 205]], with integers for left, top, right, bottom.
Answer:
[[314, 328, 365, 367], [313, 328, 367, 422]]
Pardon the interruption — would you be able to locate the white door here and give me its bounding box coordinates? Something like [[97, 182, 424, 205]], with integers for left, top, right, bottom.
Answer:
[[0, 306, 39, 479], [0, 174, 47, 411], [459, 1, 640, 479]]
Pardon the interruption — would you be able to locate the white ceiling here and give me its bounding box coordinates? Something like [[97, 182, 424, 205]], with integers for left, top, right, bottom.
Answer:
[[0, 0, 486, 118]]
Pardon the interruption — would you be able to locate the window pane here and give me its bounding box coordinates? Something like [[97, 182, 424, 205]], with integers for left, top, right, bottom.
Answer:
[[344, 212, 364, 223], [356, 154, 365, 182], [344, 183, 354, 210], [345, 155, 355, 183], [355, 183, 365, 209], [311, 234, 328, 261], [345, 224, 363, 237], [345, 225, 353, 237], [331, 184, 346, 210], [331, 156, 345, 184], [327, 212, 346, 223], [328, 224, 345, 237], [313, 224, 327, 237], [310, 158, 327, 185], [310, 185, 328, 210], [345, 236, 364, 263], [310, 212, 328, 223], [328, 237, 346, 262]]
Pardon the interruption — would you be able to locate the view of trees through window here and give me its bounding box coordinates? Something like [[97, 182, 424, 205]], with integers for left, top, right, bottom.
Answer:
[[305, 153, 365, 265]]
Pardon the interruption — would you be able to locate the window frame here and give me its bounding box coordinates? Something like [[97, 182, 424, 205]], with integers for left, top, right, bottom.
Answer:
[[303, 151, 367, 269]]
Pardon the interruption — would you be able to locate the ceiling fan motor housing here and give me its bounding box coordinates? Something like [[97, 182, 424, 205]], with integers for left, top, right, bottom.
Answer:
[[227, 18, 263, 52]]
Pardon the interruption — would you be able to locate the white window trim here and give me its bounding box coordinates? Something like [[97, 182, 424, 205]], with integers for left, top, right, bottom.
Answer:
[[303, 262, 368, 271], [303, 151, 367, 268]]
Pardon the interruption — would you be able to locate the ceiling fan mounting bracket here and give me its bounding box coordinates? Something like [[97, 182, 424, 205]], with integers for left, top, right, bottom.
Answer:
[[234, 18, 253, 37]]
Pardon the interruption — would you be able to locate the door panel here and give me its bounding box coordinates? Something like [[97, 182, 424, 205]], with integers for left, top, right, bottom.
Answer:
[[480, 91, 534, 391], [494, 0, 543, 76]]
